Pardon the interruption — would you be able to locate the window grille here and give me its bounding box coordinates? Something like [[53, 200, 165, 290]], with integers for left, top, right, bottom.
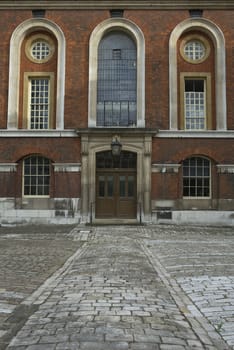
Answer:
[[184, 40, 205, 61], [29, 78, 50, 129], [183, 157, 210, 197], [23, 155, 50, 196], [184, 79, 206, 130], [96, 151, 137, 169], [97, 32, 137, 126], [31, 41, 51, 60]]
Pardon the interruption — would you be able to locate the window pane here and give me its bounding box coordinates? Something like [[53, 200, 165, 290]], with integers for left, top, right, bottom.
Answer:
[[128, 176, 134, 197], [97, 32, 137, 126], [24, 156, 50, 196], [119, 176, 126, 197], [184, 79, 206, 130], [107, 176, 114, 197], [98, 176, 105, 197], [184, 40, 205, 61], [183, 157, 210, 197], [30, 78, 50, 129]]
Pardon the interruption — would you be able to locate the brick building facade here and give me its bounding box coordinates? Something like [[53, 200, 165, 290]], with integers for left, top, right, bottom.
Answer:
[[0, 0, 233, 225]]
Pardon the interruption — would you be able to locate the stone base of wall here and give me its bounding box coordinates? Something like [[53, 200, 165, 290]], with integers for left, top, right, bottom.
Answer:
[[152, 210, 234, 227], [0, 209, 81, 225], [0, 197, 81, 225]]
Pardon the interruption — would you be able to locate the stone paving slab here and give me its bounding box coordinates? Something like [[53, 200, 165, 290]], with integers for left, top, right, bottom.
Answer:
[[4, 225, 233, 350], [0, 224, 233, 349], [141, 225, 234, 349], [0, 224, 82, 350]]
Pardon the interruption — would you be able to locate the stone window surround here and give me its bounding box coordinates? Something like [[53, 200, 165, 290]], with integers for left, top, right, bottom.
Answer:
[[7, 18, 66, 130], [88, 18, 145, 128], [180, 72, 212, 130], [180, 34, 211, 64], [169, 17, 226, 131], [25, 33, 55, 63]]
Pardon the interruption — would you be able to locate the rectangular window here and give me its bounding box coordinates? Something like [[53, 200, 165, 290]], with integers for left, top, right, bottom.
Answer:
[[184, 79, 205, 130], [23, 156, 50, 197], [180, 73, 211, 130], [183, 157, 210, 197], [23, 72, 54, 129], [30, 78, 49, 129]]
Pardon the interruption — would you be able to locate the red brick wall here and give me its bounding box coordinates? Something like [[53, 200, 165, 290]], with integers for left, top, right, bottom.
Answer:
[[0, 9, 234, 129], [0, 8, 234, 205], [54, 172, 81, 198], [0, 137, 80, 163]]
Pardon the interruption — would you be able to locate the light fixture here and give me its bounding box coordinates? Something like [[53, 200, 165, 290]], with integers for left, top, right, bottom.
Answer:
[[111, 137, 122, 156]]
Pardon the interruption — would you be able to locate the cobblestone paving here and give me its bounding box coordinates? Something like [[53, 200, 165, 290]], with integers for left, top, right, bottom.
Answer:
[[0, 225, 81, 350], [142, 225, 234, 349], [3, 225, 233, 350]]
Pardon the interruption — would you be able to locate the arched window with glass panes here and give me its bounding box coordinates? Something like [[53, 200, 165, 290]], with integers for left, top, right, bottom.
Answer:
[[97, 31, 137, 127]]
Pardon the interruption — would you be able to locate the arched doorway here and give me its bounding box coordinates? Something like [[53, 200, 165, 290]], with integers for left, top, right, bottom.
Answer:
[[96, 151, 137, 218]]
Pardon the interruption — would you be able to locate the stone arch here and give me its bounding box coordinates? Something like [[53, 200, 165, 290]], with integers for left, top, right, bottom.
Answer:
[[169, 17, 226, 130], [7, 18, 66, 130]]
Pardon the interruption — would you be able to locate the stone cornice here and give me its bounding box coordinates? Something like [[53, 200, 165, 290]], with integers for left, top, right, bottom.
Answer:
[[76, 128, 158, 136], [0, 129, 77, 137], [0, 163, 18, 172], [217, 164, 234, 174], [152, 163, 181, 173], [157, 130, 234, 138], [0, 1, 234, 10], [53, 163, 81, 172]]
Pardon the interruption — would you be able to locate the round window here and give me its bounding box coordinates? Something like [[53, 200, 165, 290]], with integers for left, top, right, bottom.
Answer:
[[25, 34, 55, 63], [31, 41, 51, 60], [180, 35, 210, 64], [184, 40, 205, 61]]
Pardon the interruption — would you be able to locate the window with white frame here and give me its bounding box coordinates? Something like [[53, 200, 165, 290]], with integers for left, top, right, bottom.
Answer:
[[183, 157, 210, 197], [24, 73, 54, 129], [23, 155, 50, 197], [180, 73, 211, 130], [31, 41, 51, 60], [25, 33, 55, 64], [184, 40, 205, 61], [184, 79, 206, 130], [30, 78, 49, 129], [180, 35, 210, 64]]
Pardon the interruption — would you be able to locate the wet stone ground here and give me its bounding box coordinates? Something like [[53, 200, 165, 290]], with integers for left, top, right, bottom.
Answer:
[[0, 225, 81, 349], [0, 224, 233, 350]]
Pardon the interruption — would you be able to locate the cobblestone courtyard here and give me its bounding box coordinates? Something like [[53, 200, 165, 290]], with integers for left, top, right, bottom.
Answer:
[[0, 224, 233, 349]]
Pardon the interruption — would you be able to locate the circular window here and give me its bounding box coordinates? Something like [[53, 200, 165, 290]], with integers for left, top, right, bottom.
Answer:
[[31, 41, 51, 60], [180, 35, 210, 64], [26, 34, 55, 63], [184, 40, 205, 61]]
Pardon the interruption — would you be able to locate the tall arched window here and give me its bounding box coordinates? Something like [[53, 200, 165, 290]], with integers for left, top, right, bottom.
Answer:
[[97, 31, 137, 126], [88, 18, 145, 128]]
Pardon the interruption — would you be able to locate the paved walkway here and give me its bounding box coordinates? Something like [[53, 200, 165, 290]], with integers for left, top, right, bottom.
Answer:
[[0, 224, 233, 349]]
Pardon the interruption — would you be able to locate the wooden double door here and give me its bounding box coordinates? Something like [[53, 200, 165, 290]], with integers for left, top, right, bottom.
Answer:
[[95, 151, 137, 219]]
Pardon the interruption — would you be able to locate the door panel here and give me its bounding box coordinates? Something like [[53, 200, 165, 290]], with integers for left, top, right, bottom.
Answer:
[[117, 174, 136, 218], [96, 174, 115, 218], [96, 172, 136, 218]]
